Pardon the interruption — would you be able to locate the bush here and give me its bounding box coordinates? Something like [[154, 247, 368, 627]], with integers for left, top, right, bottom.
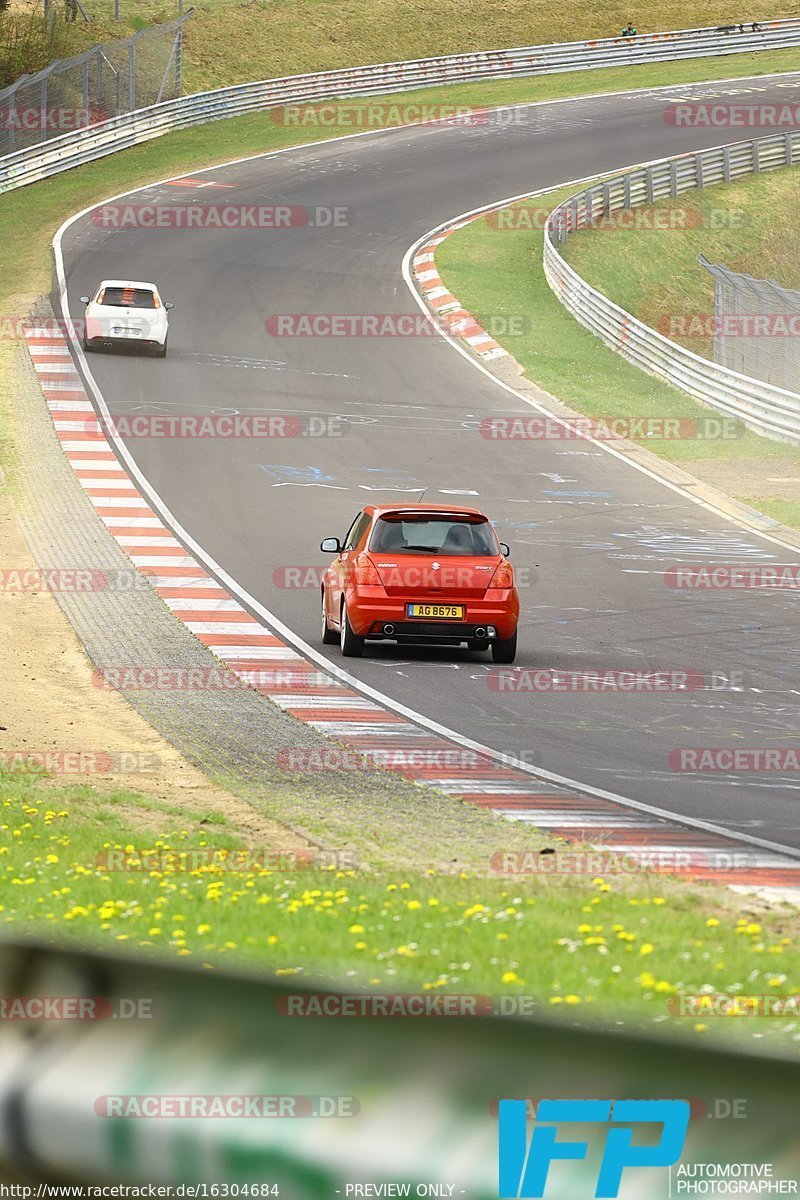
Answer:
[[0, 3, 78, 90]]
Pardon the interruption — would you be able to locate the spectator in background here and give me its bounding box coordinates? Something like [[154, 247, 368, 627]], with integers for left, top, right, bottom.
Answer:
[[621, 20, 637, 36]]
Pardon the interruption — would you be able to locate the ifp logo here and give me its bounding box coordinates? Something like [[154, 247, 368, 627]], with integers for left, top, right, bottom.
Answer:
[[498, 1098, 689, 1197]]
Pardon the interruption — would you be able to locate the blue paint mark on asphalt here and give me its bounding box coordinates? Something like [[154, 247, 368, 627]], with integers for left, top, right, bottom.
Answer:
[[259, 464, 337, 485]]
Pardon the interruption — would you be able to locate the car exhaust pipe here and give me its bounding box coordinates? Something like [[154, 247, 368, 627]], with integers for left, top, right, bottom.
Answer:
[[383, 623, 395, 636], [474, 627, 487, 639]]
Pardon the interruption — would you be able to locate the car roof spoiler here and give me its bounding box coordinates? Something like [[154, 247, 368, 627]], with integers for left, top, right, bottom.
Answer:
[[380, 510, 486, 522]]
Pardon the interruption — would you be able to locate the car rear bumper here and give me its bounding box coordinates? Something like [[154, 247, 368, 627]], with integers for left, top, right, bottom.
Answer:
[[347, 590, 519, 641], [85, 335, 165, 350]]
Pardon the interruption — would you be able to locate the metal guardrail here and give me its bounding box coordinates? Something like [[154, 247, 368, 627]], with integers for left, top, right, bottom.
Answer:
[[2, 18, 800, 193], [2, 936, 800, 1188], [543, 133, 800, 445]]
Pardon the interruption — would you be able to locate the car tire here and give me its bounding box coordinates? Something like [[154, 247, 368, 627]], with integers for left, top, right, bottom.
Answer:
[[321, 589, 338, 645], [154, 338, 167, 359], [340, 603, 364, 658], [491, 630, 517, 664], [82, 337, 94, 353]]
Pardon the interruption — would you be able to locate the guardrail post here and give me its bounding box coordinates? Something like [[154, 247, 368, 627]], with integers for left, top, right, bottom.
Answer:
[[645, 165, 654, 203], [696, 154, 704, 190], [175, 23, 184, 95], [722, 146, 731, 183], [752, 139, 760, 173], [785, 132, 794, 165], [7, 87, 16, 152], [669, 160, 678, 197], [601, 181, 610, 215], [128, 43, 136, 111], [623, 175, 631, 209], [82, 57, 90, 128], [40, 77, 47, 145]]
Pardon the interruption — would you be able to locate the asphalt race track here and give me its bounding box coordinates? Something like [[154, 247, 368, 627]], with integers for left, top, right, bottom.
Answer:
[[59, 71, 800, 849]]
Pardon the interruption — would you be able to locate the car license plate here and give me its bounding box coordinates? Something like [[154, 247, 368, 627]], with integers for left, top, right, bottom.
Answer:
[[406, 603, 464, 619], [112, 326, 141, 336]]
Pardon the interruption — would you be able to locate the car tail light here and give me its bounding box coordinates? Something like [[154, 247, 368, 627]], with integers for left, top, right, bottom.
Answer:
[[489, 560, 514, 589], [353, 554, 382, 586]]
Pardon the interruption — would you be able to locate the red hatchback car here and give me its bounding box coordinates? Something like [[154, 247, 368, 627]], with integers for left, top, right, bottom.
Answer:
[[320, 504, 520, 662]]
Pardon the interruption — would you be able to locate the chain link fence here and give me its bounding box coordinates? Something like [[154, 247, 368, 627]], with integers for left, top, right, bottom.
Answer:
[[699, 253, 800, 394], [0, 10, 191, 155]]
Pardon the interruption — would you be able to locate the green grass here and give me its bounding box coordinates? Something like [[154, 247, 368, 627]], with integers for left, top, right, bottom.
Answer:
[[3, 767, 799, 1047], [19, 0, 800, 96], [562, 166, 800, 359], [435, 184, 800, 529]]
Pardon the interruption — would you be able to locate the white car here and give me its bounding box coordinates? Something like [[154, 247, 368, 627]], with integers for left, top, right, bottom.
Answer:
[[79, 279, 173, 357]]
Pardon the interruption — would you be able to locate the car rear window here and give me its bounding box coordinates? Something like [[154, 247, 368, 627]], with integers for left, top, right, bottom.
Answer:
[[369, 517, 498, 556], [97, 287, 158, 309]]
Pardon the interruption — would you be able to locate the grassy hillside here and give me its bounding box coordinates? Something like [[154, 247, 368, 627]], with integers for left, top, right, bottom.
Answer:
[[6, 0, 800, 92], [562, 167, 800, 361]]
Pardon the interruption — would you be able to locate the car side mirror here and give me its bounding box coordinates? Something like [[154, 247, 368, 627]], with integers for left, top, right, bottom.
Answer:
[[165, 302, 174, 311], [500, 542, 511, 557], [80, 295, 90, 304], [320, 537, 341, 553]]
